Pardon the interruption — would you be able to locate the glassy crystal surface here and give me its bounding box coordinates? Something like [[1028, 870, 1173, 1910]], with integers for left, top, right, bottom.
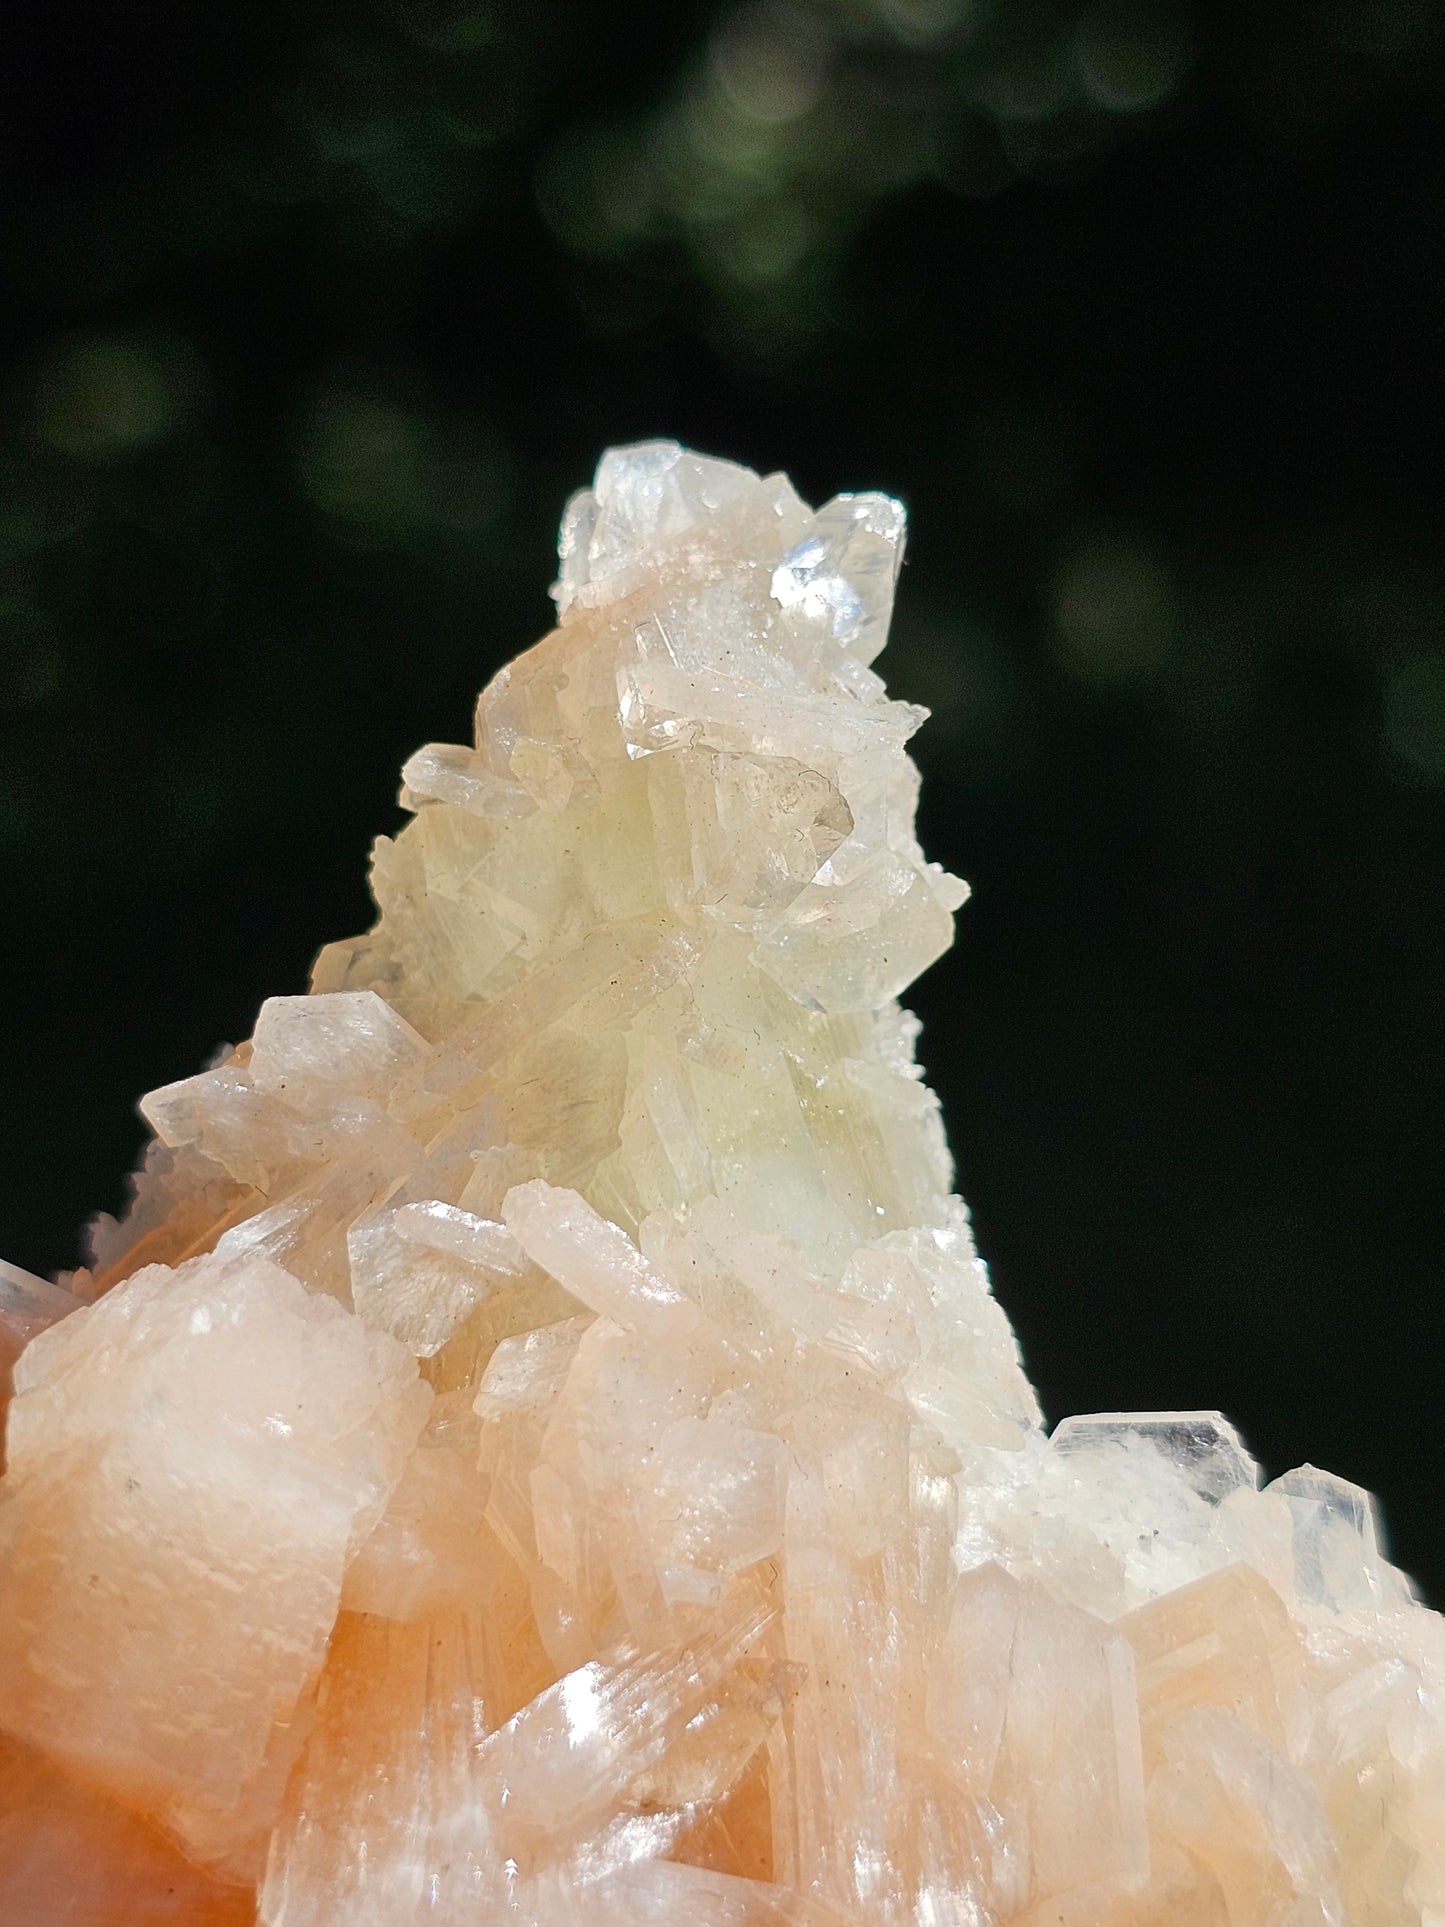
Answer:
[[0, 444, 1441, 1924]]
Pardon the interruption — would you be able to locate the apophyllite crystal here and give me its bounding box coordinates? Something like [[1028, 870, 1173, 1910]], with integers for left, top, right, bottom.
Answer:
[[1, 445, 1441, 1926]]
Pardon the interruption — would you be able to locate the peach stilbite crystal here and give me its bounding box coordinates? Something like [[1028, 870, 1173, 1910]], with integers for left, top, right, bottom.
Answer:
[[1, 442, 1443, 1923]]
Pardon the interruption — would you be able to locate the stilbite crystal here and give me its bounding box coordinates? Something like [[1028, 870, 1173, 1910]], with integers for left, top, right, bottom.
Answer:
[[1, 440, 1442, 1923]]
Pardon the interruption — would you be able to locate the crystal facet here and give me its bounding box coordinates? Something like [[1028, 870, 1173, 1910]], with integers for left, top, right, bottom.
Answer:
[[1, 444, 1441, 1924]]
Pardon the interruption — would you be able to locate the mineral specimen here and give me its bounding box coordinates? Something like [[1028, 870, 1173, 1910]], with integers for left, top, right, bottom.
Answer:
[[1, 441, 1441, 1924]]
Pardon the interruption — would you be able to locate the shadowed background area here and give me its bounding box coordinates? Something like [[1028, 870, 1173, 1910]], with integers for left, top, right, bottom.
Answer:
[[0, 0, 1440, 1596]]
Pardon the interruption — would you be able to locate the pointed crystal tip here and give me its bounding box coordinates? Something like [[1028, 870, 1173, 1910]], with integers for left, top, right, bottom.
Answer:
[[551, 439, 757, 614]]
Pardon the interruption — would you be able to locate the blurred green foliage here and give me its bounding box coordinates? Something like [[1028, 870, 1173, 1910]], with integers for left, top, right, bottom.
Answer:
[[0, 0, 1441, 1591]]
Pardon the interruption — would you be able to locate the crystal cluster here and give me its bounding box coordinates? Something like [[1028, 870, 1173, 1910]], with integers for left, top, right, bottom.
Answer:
[[2, 442, 1442, 1924]]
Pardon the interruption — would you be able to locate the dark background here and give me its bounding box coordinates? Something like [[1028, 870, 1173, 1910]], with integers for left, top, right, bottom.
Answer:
[[0, 1, 1440, 1597]]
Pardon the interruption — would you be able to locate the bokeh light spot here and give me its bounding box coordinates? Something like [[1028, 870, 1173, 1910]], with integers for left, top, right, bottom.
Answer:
[[862, 0, 972, 51], [715, 199, 819, 284], [298, 387, 508, 548], [0, 603, 63, 710], [36, 335, 194, 462], [535, 127, 657, 260], [0, 458, 90, 557], [299, 394, 429, 536], [972, 42, 1075, 124], [1051, 526, 1175, 684], [387, 0, 495, 53], [709, 8, 827, 126], [292, 39, 408, 165], [1075, 0, 1193, 114], [1383, 652, 1445, 781]]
